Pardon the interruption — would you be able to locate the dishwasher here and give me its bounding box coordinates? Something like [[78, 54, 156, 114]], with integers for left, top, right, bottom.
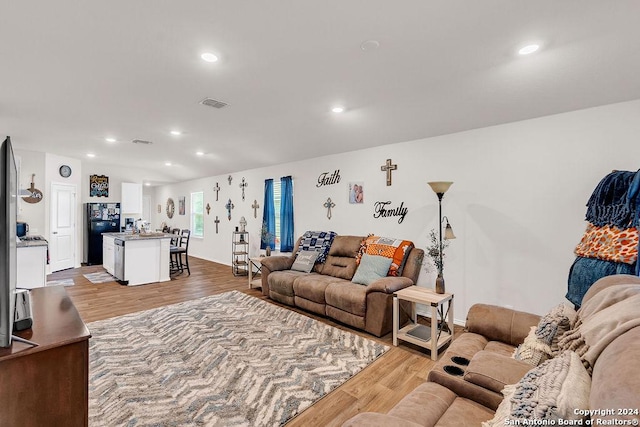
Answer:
[[114, 238, 127, 284]]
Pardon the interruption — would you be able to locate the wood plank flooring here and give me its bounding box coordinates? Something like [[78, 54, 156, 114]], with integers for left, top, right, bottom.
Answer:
[[51, 257, 462, 426]]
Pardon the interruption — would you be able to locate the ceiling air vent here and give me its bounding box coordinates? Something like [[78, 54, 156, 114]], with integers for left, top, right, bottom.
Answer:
[[132, 139, 153, 145], [200, 97, 228, 109]]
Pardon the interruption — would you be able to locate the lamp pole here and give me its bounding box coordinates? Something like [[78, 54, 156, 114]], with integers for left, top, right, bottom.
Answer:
[[437, 192, 444, 276]]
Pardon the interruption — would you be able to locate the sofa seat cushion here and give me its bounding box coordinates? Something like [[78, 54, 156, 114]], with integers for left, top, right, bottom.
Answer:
[[293, 274, 342, 304], [464, 351, 532, 394], [268, 270, 309, 298], [484, 341, 517, 357], [325, 281, 367, 317]]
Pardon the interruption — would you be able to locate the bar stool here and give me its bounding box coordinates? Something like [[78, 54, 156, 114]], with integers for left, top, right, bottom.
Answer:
[[169, 229, 182, 274], [170, 229, 190, 275]]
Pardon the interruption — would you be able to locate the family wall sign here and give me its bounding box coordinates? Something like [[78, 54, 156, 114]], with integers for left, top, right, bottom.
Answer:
[[373, 201, 408, 224]]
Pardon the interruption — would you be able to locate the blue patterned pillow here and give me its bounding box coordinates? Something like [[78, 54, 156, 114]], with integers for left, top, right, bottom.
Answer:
[[297, 231, 337, 264]]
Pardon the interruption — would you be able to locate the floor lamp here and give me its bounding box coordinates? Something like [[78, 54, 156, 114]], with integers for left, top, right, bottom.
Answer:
[[428, 181, 456, 294]]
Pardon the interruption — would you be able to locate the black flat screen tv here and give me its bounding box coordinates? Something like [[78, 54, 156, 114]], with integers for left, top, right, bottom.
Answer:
[[0, 136, 17, 348]]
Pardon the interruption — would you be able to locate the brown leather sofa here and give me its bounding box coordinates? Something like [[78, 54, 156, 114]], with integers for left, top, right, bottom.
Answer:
[[343, 274, 640, 426], [260, 235, 424, 337]]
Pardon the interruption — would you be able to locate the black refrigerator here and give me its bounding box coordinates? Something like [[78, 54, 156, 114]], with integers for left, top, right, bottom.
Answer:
[[84, 203, 120, 265]]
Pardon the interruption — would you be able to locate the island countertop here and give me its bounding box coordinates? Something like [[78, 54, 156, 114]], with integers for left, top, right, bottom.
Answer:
[[102, 232, 173, 241]]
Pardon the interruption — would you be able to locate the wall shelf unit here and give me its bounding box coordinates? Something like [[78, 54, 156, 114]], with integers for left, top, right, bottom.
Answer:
[[232, 231, 249, 276]]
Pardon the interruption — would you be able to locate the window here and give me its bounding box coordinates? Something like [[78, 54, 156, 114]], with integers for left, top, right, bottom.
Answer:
[[190, 191, 204, 237], [273, 180, 281, 250]]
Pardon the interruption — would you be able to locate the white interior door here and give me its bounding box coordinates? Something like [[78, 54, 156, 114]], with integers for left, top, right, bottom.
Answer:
[[50, 183, 76, 272]]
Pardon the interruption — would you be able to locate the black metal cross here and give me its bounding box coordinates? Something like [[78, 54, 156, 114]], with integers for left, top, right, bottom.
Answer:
[[213, 182, 220, 201], [323, 197, 336, 219], [214, 215, 220, 233], [251, 199, 260, 218], [380, 158, 397, 186], [225, 199, 234, 220], [239, 177, 248, 201]]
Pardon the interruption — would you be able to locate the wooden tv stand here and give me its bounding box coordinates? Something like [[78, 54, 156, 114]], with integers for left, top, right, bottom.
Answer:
[[0, 286, 91, 426]]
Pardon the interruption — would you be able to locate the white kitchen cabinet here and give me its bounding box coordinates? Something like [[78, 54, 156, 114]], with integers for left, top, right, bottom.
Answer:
[[103, 235, 115, 275], [121, 182, 142, 214], [17, 245, 47, 289]]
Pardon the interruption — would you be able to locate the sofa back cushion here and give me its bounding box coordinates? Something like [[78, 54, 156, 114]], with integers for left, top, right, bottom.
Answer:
[[320, 235, 365, 280]]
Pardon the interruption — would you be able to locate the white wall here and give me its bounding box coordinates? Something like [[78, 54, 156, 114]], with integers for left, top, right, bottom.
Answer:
[[14, 149, 46, 235], [152, 99, 640, 322]]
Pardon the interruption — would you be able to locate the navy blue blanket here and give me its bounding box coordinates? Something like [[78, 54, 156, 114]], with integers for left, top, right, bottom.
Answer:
[[566, 256, 636, 307]]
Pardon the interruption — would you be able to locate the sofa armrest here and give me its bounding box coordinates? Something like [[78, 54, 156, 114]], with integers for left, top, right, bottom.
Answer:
[[260, 255, 295, 272], [466, 304, 540, 346], [366, 277, 414, 295]]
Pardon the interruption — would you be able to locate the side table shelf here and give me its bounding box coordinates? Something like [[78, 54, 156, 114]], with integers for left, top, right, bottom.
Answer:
[[393, 286, 454, 361], [232, 231, 249, 276]]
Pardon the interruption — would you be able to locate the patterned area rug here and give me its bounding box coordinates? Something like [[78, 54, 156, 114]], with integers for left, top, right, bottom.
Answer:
[[83, 271, 116, 284], [88, 291, 388, 426], [46, 278, 75, 286]]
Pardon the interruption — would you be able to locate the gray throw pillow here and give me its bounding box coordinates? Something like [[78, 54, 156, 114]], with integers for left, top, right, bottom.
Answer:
[[351, 254, 393, 285], [291, 250, 320, 273]]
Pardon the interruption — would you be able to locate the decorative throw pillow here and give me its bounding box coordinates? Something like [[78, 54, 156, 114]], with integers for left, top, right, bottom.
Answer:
[[351, 254, 393, 286], [356, 235, 414, 276], [297, 231, 337, 264], [535, 303, 577, 354], [291, 250, 320, 273], [483, 351, 591, 427], [513, 327, 552, 366]]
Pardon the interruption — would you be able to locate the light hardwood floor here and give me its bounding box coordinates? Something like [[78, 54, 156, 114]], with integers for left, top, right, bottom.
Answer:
[[51, 256, 462, 426]]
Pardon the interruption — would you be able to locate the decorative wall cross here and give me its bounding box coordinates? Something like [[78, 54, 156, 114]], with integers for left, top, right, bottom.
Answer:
[[228, 175, 233, 185], [323, 197, 336, 220], [380, 158, 397, 186], [239, 177, 248, 201], [213, 182, 221, 201], [214, 215, 220, 234], [251, 199, 260, 218], [225, 199, 234, 220], [206, 203, 211, 215]]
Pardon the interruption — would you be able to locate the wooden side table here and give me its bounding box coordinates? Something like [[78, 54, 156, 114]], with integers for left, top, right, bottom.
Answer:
[[393, 286, 454, 361], [248, 257, 263, 289]]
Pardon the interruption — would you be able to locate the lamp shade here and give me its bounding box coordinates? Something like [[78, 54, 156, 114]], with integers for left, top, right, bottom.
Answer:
[[428, 181, 453, 194], [444, 223, 456, 240]]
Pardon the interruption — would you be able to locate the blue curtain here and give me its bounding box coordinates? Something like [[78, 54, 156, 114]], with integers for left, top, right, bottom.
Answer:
[[261, 179, 275, 249], [280, 176, 294, 252]]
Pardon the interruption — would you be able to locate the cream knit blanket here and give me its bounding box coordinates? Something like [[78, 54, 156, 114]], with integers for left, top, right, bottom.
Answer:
[[558, 283, 640, 373]]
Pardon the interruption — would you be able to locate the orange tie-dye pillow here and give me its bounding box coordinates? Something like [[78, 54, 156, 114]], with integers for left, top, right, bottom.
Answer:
[[357, 235, 414, 276]]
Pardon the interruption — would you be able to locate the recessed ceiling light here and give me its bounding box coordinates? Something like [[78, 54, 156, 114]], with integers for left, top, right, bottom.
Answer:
[[360, 40, 380, 51], [86, 153, 96, 158], [165, 162, 172, 166], [196, 151, 204, 156], [331, 106, 345, 113], [170, 130, 181, 136], [201, 52, 219, 62], [518, 44, 540, 55], [145, 183, 151, 186], [105, 137, 116, 143]]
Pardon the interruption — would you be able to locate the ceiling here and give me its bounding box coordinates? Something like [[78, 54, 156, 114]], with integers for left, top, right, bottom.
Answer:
[[2, 1, 640, 184]]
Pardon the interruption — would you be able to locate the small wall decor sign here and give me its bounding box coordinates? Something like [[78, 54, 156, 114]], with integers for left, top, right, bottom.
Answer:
[[317, 169, 341, 187], [90, 174, 109, 197], [179, 197, 186, 215], [349, 182, 364, 204], [373, 200, 408, 224]]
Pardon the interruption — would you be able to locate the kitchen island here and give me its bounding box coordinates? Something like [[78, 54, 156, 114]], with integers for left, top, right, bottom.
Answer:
[[102, 232, 173, 286]]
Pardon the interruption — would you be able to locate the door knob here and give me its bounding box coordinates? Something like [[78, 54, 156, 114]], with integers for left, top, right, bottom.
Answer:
[[52, 231, 58, 234]]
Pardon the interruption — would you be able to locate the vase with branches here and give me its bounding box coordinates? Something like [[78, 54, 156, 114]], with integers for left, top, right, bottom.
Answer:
[[260, 221, 275, 256]]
